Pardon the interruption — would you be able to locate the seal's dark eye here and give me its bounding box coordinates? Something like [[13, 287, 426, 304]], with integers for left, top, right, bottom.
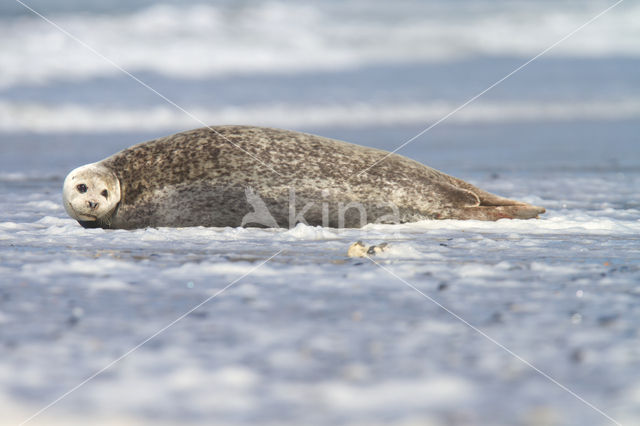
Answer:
[[101, 189, 108, 198], [76, 184, 87, 193]]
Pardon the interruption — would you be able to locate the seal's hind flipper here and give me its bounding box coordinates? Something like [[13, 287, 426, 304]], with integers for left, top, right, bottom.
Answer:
[[443, 176, 545, 220], [460, 204, 546, 220]]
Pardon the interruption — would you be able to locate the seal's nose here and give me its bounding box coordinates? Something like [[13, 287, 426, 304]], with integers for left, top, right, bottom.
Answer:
[[87, 200, 99, 209]]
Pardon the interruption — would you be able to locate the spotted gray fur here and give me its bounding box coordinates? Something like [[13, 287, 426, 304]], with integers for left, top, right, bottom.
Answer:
[[65, 126, 545, 229]]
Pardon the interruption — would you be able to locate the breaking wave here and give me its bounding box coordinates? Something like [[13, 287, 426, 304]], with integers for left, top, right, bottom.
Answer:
[[1, 1, 639, 88]]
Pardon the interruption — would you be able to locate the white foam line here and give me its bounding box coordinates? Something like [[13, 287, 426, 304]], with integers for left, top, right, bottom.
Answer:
[[18, 249, 284, 426], [366, 256, 622, 426], [2, 99, 640, 133]]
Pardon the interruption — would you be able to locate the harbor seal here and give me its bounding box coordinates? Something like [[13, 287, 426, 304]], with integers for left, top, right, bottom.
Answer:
[[62, 125, 545, 229]]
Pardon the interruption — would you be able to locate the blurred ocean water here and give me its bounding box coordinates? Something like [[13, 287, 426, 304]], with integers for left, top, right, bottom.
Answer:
[[1, 1, 640, 425], [0, 0, 639, 170]]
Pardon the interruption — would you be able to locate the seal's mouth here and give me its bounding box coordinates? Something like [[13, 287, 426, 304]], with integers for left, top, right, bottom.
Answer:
[[69, 206, 97, 222], [71, 207, 100, 228], [68, 203, 117, 229]]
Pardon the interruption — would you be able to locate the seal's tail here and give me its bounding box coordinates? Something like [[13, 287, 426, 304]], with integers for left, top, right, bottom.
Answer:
[[478, 190, 545, 219], [463, 203, 546, 220], [447, 177, 545, 220]]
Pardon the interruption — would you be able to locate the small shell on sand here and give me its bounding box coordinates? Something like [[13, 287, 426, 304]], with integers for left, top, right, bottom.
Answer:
[[347, 241, 390, 258]]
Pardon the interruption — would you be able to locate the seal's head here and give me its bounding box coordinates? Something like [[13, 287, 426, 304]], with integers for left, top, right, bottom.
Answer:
[[63, 163, 121, 228]]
